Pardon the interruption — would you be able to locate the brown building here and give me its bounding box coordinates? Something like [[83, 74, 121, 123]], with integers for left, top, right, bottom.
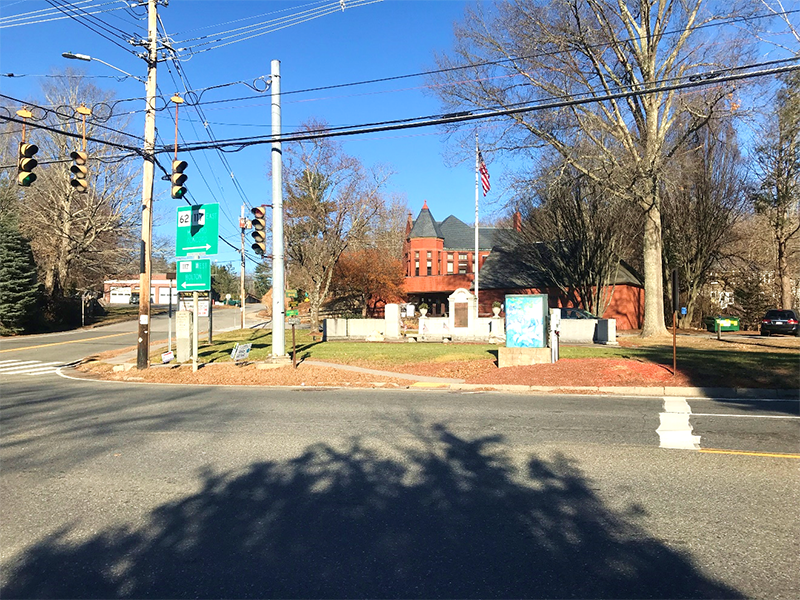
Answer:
[[402, 203, 644, 329]]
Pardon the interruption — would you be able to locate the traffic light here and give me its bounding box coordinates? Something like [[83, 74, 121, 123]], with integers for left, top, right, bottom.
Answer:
[[17, 142, 39, 187], [171, 159, 188, 199], [251, 205, 267, 256], [69, 150, 89, 193]]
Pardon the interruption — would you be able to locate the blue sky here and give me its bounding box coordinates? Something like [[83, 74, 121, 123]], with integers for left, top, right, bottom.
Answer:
[[1, 0, 503, 270]]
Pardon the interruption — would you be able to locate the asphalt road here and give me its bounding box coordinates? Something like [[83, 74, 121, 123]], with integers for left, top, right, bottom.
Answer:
[[0, 364, 800, 600], [0, 304, 266, 368], [1, 352, 798, 599]]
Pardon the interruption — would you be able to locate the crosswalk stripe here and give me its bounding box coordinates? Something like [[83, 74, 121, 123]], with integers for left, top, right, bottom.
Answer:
[[21, 366, 63, 375], [0, 360, 40, 368], [0, 361, 65, 375]]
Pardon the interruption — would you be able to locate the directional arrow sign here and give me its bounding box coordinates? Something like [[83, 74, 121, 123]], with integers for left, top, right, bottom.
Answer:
[[176, 203, 219, 257], [177, 259, 211, 291]]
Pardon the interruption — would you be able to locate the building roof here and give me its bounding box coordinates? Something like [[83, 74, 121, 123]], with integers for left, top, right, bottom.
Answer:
[[408, 204, 443, 239], [479, 242, 643, 290], [408, 204, 501, 250]]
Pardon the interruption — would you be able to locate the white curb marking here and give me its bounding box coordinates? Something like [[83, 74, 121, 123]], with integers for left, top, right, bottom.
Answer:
[[657, 397, 701, 450]]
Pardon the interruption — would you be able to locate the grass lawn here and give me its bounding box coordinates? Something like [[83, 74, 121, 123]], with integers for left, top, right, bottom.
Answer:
[[186, 328, 799, 389]]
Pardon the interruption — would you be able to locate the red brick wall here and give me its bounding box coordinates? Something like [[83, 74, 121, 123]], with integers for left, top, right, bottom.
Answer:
[[473, 285, 644, 330]]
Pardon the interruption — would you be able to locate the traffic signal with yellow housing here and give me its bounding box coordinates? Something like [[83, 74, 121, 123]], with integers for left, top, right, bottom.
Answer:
[[17, 142, 39, 187], [251, 205, 267, 256], [69, 150, 89, 193], [171, 159, 188, 199]]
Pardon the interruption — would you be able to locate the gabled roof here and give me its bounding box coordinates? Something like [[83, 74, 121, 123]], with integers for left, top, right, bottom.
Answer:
[[408, 205, 502, 250], [479, 242, 643, 290]]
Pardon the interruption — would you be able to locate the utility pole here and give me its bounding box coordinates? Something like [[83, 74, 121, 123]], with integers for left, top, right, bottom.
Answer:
[[271, 59, 285, 357], [240, 204, 247, 329], [136, 0, 159, 369]]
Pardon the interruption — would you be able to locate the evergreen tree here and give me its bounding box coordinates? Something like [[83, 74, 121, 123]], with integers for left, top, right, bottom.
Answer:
[[253, 261, 272, 299], [0, 214, 40, 334]]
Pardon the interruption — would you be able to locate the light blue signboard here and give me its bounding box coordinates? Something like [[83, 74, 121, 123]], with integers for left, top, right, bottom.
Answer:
[[505, 294, 548, 348]]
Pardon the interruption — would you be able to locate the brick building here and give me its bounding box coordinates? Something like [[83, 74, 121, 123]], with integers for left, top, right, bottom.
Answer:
[[402, 202, 644, 329], [103, 274, 177, 305]]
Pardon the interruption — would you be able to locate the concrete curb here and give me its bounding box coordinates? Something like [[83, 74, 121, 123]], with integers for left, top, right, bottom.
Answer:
[[93, 355, 799, 400]]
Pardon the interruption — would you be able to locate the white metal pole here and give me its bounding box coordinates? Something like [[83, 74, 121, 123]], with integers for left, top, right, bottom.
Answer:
[[271, 59, 286, 356], [474, 133, 480, 323], [192, 290, 199, 372], [240, 204, 246, 330]]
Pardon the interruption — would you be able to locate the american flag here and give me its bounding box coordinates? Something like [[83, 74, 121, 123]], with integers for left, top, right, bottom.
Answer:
[[478, 150, 491, 196]]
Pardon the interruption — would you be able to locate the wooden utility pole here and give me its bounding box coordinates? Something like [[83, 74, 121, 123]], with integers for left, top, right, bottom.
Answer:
[[136, 0, 159, 369]]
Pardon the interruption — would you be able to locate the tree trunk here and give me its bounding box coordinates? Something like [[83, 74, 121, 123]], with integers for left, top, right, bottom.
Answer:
[[777, 238, 792, 309], [641, 203, 670, 337]]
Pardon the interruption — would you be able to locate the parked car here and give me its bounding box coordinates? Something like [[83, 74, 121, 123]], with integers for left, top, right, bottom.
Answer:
[[760, 309, 800, 336], [561, 308, 596, 319]]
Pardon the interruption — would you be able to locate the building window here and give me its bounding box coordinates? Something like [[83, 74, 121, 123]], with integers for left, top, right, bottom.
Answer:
[[458, 253, 468, 274], [447, 253, 454, 274], [415, 252, 419, 277]]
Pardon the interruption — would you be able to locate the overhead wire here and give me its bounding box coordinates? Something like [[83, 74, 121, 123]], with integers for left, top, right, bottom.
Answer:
[[158, 15, 267, 262], [0, 0, 127, 28], [168, 60, 800, 154], [170, 0, 383, 57], [42, 0, 139, 56]]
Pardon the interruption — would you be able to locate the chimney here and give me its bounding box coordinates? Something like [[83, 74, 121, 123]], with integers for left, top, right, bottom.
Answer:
[[513, 211, 522, 232], [405, 211, 413, 237]]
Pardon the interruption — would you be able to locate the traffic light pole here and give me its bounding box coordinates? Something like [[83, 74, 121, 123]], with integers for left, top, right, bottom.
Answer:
[[240, 205, 246, 330], [137, 0, 159, 370], [271, 59, 286, 357]]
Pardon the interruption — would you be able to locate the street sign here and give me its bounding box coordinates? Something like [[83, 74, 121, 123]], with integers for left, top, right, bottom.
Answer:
[[176, 204, 219, 257], [177, 259, 211, 291], [286, 309, 299, 317]]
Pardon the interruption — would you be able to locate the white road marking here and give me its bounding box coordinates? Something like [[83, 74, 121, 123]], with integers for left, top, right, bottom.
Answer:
[[657, 397, 701, 450], [691, 413, 800, 420], [0, 360, 65, 376]]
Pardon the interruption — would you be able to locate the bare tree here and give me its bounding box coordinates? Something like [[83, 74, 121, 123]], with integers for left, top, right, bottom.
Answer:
[[662, 119, 748, 327], [515, 160, 637, 316], [431, 0, 748, 336], [284, 121, 392, 326], [3, 70, 140, 298], [751, 71, 800, 309]]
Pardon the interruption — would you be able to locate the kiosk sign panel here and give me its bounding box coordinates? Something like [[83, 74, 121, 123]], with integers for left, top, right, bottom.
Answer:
[[505, 294, 548, 348]]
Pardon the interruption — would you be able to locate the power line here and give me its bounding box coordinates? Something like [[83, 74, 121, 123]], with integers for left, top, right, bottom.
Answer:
[[171, 0, 383, 57], [170, 60, 800, 154], [42, 0, 139, 56], [0, 0, 127, 28]]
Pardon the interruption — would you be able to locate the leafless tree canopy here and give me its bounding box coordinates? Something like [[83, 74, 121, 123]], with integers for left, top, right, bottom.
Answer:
[[751, 71, 800, 309], [284, 120, 393, 326], [430, 0, 750, 335], [2, 69, 141, 298]]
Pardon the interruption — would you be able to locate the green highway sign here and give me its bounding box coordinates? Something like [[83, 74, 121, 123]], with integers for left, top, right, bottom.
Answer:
[[177, 258, 211, 291], [176, 203, 219, 257]]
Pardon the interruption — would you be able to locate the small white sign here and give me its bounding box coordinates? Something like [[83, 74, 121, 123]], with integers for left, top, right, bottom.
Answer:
[[179, 261, 192, 272], [178, 209, 205, 227], [139, 315, 149, 324], [179, 299, 209, 317], [230, 343, 252, 361], [161, 350, 174, 363]]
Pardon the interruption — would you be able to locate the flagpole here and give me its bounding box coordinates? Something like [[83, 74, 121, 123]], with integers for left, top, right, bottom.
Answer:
[[474, 132, 480, 323]]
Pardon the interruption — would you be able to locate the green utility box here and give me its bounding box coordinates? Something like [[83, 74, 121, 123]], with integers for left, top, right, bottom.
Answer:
[[703, 315, 740, 332]]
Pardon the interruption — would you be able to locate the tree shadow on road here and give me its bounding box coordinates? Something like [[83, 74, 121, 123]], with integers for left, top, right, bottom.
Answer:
[[1, 424, 742, 599]]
